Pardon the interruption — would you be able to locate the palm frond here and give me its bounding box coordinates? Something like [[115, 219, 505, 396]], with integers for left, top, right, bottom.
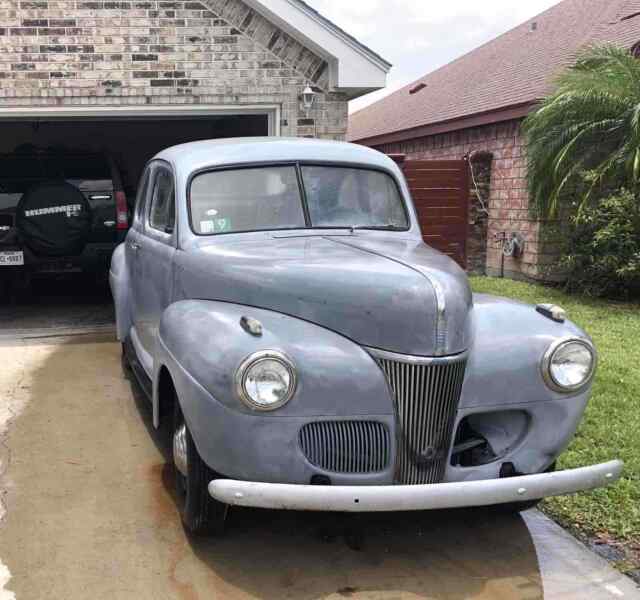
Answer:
[[524, 45, 640, 217]]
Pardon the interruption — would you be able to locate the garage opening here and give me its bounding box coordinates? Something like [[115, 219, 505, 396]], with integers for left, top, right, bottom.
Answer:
[[0, 113, 269, 197], [0, 111, 270, 335]]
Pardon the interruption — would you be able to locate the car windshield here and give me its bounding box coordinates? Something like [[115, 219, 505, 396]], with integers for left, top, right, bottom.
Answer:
[[189, 164, 408, 235], [301, 166, 408, 229]]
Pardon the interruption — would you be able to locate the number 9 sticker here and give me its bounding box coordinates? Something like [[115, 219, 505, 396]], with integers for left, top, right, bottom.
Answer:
[[215, 218, 231, 232], [199, 218, 231, 234]]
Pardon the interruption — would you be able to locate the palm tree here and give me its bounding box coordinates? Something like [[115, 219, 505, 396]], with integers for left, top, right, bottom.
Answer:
[[523, 45, 640, 218]]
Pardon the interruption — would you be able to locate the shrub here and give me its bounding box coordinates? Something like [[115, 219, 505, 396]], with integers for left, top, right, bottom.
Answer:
[[559, 189, 640, 298]]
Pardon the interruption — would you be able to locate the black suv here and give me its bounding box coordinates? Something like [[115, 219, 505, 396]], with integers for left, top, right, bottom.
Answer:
[[0, 150, 130, 297]]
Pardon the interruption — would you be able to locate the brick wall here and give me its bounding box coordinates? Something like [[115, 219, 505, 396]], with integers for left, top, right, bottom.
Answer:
[[377, 119, 547, 280], [467, 151, 491, 275], [0, 0, 348, 139]]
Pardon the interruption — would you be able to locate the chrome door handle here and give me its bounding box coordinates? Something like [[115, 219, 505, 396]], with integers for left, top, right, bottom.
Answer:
[[130, 242, 141, 251]]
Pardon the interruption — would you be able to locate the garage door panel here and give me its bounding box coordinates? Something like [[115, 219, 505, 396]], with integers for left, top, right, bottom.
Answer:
[[410, 191, 466, 203], [422, 244, 466, 257], [418, 218, 466, 229], [399, 158, 469, 268], [423, 238, 463, 249], [403, 161, 463, 171], [420, 219, 467, 229], [416, 206, 467, 218], [404, 175, 467, 187]]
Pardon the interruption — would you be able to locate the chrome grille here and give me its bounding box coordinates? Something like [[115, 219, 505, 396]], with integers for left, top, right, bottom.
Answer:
[[299, 421, 390, 474], [377, 355, 467, 485]]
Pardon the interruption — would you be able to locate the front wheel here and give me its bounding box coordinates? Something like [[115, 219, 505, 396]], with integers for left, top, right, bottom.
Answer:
[[0, 278, 8, 305], [172, 399, 228, 535], [492, 462, 556, 514], [121, 343, 132, 377]]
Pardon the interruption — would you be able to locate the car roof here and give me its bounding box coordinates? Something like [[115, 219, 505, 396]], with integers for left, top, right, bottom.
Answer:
[[154, 137, 397, 174]]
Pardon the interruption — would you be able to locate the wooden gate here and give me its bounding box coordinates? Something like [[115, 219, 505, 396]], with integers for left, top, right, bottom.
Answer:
[[395, 158, 469, 268]]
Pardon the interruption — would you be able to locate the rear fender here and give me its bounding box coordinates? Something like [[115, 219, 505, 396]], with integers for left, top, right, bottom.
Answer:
[[108, 242, 131, 341]]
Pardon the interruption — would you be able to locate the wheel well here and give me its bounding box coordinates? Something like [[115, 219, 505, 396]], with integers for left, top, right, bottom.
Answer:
[[157, 366, 176, 427]]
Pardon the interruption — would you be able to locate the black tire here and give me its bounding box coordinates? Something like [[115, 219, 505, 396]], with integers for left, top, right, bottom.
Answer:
[[0, 268, 11, 304], [121, 343, 132, 377], [492, 462, 556, 514], [172, 399, 228, 535], [10, 270, 32, 304], [493, 498, 542, 514]]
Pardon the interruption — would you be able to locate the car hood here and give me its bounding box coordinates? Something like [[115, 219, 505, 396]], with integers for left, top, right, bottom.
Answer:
[[177, 234, 473, 356]]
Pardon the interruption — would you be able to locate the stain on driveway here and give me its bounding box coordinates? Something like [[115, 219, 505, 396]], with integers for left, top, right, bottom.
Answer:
[[0, 339, 638, 599]]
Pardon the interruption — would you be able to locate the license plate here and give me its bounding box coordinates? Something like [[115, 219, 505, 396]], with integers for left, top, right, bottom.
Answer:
[[0, 251, 24, 266]]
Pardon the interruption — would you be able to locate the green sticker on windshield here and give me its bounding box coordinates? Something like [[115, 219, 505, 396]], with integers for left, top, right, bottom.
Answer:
[[214, 218, 231, 232]]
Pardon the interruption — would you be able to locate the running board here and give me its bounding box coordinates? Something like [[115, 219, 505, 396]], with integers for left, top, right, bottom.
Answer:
[[123, 336, 152, 400]]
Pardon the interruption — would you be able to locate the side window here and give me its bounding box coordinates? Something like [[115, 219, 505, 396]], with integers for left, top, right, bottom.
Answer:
[[134, 167, 152, 225], [148, 166, 175, 234]]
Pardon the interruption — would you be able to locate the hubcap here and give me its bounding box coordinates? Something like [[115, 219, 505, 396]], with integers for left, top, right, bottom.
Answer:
[[173, 423, 188, 477]]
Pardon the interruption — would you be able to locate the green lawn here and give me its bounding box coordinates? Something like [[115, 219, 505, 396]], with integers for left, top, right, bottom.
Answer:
[[470, 277, 640, 551]]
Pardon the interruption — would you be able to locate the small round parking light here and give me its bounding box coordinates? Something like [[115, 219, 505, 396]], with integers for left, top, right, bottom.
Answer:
[[542, 338, 597, 393], [235, 350, 297, 411]]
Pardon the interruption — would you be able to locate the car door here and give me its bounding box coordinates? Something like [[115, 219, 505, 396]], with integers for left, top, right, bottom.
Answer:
[[135, 161, 177, 363], [127, 164, 153, 353]]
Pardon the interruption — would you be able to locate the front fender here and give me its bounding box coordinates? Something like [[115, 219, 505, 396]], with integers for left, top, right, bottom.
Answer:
[[108, 242, 131, 342], [153, 300, 397, 482], [444, 293, 595, 479], [461, 293, 594, 409], [156, 300, 394, 419]]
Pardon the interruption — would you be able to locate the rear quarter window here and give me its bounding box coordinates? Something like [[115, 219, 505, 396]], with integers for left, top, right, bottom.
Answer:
[[134, 167, 152, 225], [148, 167, 175, 233]]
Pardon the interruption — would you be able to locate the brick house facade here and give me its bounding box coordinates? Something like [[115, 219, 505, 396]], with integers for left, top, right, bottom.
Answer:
[[0, 0, 355, 138], [379, 120, 542, 279], [0, 0, 389, 162], [349, 0, 639, 280]]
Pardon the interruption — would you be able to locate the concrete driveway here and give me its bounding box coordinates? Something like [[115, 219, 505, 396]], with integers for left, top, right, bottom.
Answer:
[[0, 336, 638, 600]]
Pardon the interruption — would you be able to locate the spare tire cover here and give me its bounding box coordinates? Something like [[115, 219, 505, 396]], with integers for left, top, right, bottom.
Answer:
[[15, 180, 92, 257]]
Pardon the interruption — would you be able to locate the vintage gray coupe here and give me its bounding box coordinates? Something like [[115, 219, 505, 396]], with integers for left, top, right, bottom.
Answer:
[[110, 138, 622, 534]]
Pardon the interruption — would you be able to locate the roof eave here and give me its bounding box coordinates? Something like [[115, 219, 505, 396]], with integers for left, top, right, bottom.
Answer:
[[289, 0, 392, 72], [247, 0, 390, 96], [350, 101, 540, 146]]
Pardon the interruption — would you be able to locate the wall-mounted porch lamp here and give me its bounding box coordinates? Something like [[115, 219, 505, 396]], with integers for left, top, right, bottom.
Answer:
[[302, 85, 317, 115]]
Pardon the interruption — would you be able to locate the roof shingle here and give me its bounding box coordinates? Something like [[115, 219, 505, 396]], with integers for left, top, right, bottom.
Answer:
[[348, 0, 639, 143]]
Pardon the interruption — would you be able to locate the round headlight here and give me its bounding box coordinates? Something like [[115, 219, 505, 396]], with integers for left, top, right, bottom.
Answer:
[[542, 338, 597, 393], [235, 351, 297, 411]]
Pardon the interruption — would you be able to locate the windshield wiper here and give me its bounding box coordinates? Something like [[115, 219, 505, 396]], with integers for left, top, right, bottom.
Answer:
[[348, 225, 405, 232]]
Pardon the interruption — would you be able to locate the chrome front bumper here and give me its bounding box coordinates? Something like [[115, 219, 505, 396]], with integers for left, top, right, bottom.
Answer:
[[209, 460, 623, 512]]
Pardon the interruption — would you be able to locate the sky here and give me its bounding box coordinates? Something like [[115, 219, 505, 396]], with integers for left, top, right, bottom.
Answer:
[[306, 0, 563, 113]]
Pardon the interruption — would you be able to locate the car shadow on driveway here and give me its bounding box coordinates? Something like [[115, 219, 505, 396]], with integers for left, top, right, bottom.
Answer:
[[0, 339, 543, 600], [126, 356, 544, 600]]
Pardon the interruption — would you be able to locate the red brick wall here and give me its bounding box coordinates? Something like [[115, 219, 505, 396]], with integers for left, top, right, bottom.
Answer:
[[376, 119, 546, 280]]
